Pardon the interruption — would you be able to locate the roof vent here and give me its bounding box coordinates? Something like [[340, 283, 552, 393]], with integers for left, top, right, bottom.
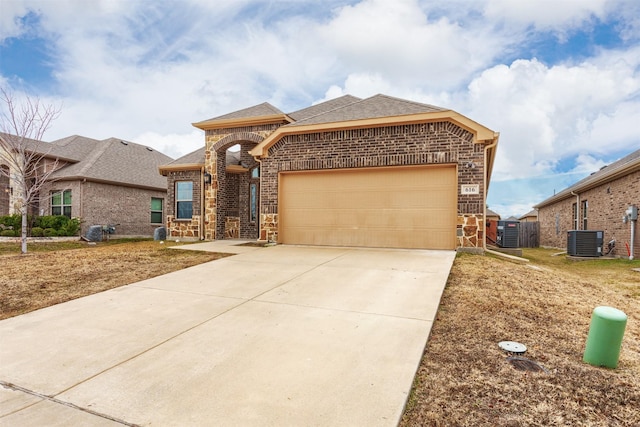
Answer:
[[120, 140, 128, 145], [146, 147, 153, 151]]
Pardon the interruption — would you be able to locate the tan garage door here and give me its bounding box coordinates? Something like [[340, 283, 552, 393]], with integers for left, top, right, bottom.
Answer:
[[278, 165, 457, 249]]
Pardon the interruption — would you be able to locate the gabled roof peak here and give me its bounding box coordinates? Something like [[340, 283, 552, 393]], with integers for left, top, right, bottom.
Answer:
[[285, 93, 447, 127]]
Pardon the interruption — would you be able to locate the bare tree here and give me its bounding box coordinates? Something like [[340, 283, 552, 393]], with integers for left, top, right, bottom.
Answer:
[[0, 88, 62, 254]]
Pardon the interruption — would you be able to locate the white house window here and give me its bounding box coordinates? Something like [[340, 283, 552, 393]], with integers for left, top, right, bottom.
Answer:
[[175, 181, 193, 219], [151, 197, 163, 224], [52, 190, 72, 218], [582, 200, 588, 230], [572, 202, 578, 230]]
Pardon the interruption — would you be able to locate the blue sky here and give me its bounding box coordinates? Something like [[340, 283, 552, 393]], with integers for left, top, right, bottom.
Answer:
[[1, 0, 639, 217]]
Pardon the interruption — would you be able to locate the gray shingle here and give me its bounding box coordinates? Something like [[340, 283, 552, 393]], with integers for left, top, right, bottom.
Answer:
[[0, 132, 80, 162], [199, 102, 284, 122], [535, 148, 640, 207], [165, 147, 240, 167], [287, 95, 362, 121], [49, 137, 173, 189], [166, 147, 205, 166], [286, 94, 447, 127]]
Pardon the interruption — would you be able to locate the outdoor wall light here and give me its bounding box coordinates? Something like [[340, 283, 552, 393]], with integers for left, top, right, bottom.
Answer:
[[203, 172, 212, 185]]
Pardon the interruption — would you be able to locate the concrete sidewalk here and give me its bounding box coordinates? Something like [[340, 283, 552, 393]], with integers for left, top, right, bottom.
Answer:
[[0, 243, 455, 426]]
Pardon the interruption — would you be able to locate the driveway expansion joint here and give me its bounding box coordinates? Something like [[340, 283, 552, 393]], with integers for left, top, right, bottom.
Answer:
[[0, 381, 138, 426]]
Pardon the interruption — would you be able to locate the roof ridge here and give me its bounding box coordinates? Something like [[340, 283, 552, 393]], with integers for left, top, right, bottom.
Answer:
[[286, 95, 362, 123], [370, 93, 447, 111], [75, 139, 113, 176]]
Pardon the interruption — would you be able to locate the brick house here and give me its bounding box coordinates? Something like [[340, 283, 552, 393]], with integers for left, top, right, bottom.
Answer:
[[534, 149, 639, 256], [518, 209, 538, 222], [160, 94, 500, 250], [1, 133, 173, 236]]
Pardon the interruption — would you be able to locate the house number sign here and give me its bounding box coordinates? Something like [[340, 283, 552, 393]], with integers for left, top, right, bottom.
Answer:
[[461, 184, 480, 195]]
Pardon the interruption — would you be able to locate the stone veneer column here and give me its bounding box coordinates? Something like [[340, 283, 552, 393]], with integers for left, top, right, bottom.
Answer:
[[204, 136, 222, 240], [457, 214, 484, 248]]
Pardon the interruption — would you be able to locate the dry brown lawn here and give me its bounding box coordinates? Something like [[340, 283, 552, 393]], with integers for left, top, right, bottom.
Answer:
[[1, 241, 638, 425], [401, 249, 640, 427], [0, 239, 230, 320]]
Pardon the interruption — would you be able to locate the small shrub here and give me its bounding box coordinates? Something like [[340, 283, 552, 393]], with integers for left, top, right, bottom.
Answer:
[[0, 214, 21, 230], [36, 216, 68, 230], [30, 227, 44, 237], [0, 229, 18, 237], [43, 228, 58, 237], [59, 217, 81, 236]]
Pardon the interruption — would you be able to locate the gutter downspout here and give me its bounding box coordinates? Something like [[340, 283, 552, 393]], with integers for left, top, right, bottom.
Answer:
[[571, 191, 580, 230], [630, 214, 636, 261], [483, 138, 499, 251]]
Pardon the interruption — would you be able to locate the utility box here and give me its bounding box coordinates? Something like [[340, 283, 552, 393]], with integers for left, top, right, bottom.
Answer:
[[496, 220, 520, 248], [567, 230, 603, 257]]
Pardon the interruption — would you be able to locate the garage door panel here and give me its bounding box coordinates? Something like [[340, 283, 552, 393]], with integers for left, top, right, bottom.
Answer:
[[279, 165, 457, 249]]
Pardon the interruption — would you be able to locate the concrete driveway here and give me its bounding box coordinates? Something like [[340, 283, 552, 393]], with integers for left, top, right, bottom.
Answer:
[[0, 242, 455, 426]]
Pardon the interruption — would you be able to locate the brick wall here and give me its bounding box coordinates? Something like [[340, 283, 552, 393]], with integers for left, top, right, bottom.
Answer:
[[40, 180, 167, 236], [166, 170, 202, 239], [205, 127, 280, 240], [260, 121, 487, 248], [538, 170, 640, 256]]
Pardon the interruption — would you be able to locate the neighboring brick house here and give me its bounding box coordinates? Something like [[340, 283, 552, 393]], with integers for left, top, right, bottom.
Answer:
[[534, 149, 639, 255], [518, 209, 538, 222], [160, 94, 500, 250], [1, 133, 173, 236]]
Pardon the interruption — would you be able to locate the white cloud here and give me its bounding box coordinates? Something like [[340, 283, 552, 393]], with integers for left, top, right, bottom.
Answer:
[[484, 0, 608, 33], [319, 0, 505, 91], [464, 52, 640, 182], [570, 153, 608, 174], [134, 130, 203, 160], [2, 0, 639, 217]]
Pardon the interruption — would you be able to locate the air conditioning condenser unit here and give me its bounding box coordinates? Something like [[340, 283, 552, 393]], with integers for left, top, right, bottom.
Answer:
[[567, 230, 603, 257]]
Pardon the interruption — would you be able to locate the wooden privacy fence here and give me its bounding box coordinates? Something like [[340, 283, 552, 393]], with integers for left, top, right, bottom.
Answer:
[[519, 221, 540, 248]]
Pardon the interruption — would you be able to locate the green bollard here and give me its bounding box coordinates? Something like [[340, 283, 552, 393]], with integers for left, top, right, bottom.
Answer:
[[583, 306, 627, 369]]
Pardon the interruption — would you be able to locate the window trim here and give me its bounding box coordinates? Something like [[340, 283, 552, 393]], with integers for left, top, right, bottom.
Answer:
[[51, 189, 72, 218], [151, 197, 164, 224], [175, 181, 193, 220], [581, 200, 588, 230]]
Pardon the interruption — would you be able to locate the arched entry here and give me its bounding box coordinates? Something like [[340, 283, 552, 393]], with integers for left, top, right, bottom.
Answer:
[[214, 141, 260, 240]]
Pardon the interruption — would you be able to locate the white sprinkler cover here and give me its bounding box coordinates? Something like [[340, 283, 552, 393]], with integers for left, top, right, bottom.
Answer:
[[498, 341, 527, 354]]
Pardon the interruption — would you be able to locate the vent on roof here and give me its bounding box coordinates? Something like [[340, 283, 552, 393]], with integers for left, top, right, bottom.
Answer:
[[120, 140, 128, 145], [146, 147, 153, 151]]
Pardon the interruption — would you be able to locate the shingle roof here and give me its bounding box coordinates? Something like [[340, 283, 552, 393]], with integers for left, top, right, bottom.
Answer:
[[0, 132, 80, 162], [201, 102, 284, 122], [48, 136, 173, 189], [165, 146, 239, 167], [287, 95, 362, 121], [535, 148, 640, 208], [519, 209, 538, 220], [286, 94, 447, 127], [167, 146, 205, 166], [486, 208, 501, 218]]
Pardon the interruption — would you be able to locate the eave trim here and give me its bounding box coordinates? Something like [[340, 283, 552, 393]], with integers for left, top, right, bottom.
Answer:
[[192, 114, 294, 131], [249, 110, 499, 158], [159, 163, 204, 176], [534, 160, 640, 208]]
